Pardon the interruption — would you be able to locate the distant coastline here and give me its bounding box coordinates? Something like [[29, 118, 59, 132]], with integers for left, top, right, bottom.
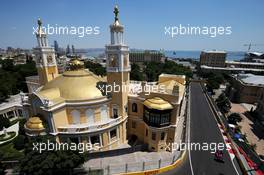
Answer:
[[83, 48, 246, 61]]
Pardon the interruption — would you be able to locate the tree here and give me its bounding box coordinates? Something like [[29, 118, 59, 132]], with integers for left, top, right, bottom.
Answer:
[[0, 59, 37, 101], [0, 160, 5, 175], [84, 60, 106, 76], [227, 113, 242, 125], [216, 93, 231, 113], [0, 117, 11, 130], [18, 118, 27, 135], [20, 136, 85, 175], [130, 63, 143, 81], [143, 60, 192, 82], [1, 59, 14, 71], [205, 73, 225, 91], [13, 135, 27, 150]]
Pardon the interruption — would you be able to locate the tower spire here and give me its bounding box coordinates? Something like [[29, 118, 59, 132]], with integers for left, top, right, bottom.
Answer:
[[37, 18, 45, 37], [114, 5, 119, 22]]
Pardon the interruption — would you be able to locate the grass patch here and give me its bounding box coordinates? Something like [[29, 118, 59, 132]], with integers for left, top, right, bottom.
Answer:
[[0, 142, 24, 161]]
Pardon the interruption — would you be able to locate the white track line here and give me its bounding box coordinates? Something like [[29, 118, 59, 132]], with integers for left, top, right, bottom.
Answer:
[[188, 84, 195, 175]]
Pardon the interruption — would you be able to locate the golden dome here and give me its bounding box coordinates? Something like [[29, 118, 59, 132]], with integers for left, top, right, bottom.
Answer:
[[68, 58, 84, 70], [26, 117, 44, 130], [143, 97, 173, 110], [37, 69, 104, 102]]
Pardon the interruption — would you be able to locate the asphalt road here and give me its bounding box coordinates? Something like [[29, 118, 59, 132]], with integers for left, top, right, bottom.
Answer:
[[160, 82, 241, 175]]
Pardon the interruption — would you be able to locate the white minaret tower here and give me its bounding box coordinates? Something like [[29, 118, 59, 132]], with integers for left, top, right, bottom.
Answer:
[[34, 18, 58, 86], [106, 6, 130, 143], [106, 6, 130, 73]]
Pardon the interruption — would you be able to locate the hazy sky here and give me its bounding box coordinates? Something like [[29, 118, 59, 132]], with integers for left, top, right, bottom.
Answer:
[[0, 0, 264, 51]]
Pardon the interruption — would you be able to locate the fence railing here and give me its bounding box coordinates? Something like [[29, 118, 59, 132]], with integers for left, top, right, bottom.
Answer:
[[85, 152, 180, 175]]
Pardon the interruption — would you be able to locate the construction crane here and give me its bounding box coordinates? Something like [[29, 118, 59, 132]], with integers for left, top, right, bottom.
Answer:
[[243, 43, 264, 52]]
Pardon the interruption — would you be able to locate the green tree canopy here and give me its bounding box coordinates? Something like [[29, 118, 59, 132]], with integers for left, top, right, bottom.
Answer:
[[0, 59, 37, 102], [84, 60, 106, 77], [20, 136, 85, 175], [130, 63, 143, 81]]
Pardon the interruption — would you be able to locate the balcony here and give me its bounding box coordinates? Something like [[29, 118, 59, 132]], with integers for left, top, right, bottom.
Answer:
[[107, 67, 119, 72], [57, 116, 124, 134]]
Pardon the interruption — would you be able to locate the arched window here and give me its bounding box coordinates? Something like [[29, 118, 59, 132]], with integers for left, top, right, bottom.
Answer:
[[132, 103, 138, 113], [101, 105, 108, 122], [85, 109, 94, 124], [71, 110, 80, 124]]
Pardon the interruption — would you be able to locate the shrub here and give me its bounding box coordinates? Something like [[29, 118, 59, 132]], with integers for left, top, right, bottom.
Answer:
[[0, 117, 11, 131], [228, 113, 242, 125], [13, 135, 26, 150]]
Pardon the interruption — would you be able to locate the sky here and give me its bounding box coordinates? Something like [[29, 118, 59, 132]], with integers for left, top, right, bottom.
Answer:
[[0, 0, 264, 51]]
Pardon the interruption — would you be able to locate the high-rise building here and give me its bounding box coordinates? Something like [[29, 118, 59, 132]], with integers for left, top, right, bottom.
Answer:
[[72, 45, 75, 55], [129, 50, 165, 63], [66, 44, 70, 55], [200, 50, 226, 67], [54, 40, 59, 54]]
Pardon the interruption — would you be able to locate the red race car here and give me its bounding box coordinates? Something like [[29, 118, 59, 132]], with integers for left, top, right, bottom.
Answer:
[[214, 150, 224, 162]]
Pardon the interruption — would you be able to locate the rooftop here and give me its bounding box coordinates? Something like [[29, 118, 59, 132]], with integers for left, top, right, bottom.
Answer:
[[201, 65, 264, 72], [236, 73, 264, 86], [201, 50, 226, 54], [0, 94, 22, 111], [226, 61, 264, 66], [247, 52, 264, 57]]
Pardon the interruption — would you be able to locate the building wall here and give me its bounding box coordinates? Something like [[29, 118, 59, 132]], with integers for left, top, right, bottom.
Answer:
[[53, 108, 68, 131], [129, 51, 165, 63], [37, 66, 59, 86], [200, 51, 226, 67], [228, 77, 264, 104], [226, 62, 264, 69], [255, 89, 264, 120], [107, 71, 129, 118], [127, 91, 182, 152]]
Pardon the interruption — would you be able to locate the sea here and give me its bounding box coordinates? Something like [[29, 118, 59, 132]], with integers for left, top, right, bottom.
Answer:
[[84, 49, 246, 61], [164, 51, 245, 61]]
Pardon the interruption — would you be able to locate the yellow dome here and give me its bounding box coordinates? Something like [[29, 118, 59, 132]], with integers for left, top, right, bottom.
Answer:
[[26, 117, 44, 130], [68, 58, 85, 70], [143, 97, 173, 110], [38, 69, 103, 101]]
